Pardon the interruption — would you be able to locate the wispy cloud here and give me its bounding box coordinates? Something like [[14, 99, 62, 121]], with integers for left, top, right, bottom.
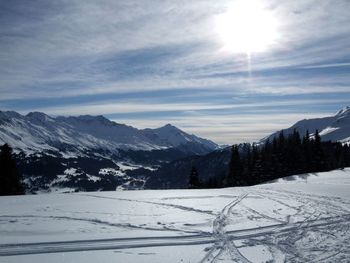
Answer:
[[11, 97, 347, 143], [111, 112, 333, 144], [300, 62, 350, 69], [0, 0, 350, 143]]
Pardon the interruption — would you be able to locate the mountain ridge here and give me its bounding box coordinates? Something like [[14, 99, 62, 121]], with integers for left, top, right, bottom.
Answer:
[[0, 110, 219, 156], [144, 107, 350, 189], [261, 106, 350, 144], [1, 107, 349, 193], [0, 109, 220, 193]]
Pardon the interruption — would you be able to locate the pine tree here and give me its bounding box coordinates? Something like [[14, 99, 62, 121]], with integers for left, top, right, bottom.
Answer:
[[286, 130, 303, 174], [344, 144, 350, 167], [244, 145, 253, 183], [312, 130, 327, 171], [303, 130, 310, 144], [335, 143, 345, 169], [0, 144, 24, 195], [302, 130, 312, 172], [207, 128, 350, 189], [225, 145, 243, 186], [188, 166, 200, 189]]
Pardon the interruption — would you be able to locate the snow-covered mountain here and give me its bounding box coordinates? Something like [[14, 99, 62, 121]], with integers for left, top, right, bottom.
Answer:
[[148, 107, 350, 190], [0, 111, 218, 155], [0, 110, 219, 193], [3, 107, 349, 193], [144, 124, 217, 150], [262, 106, 350, 144]]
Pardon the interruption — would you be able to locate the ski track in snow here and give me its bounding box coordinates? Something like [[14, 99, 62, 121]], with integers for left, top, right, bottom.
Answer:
[[0, 174, 350, 261], [80, 193, 216, 216], [201, 193, 251, 263], [0, 213, 349, 257], [240, 188, 350, 262], [0, 214, 198, 235]]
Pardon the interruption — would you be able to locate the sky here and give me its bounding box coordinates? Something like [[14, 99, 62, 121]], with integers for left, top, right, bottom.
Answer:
[[0, 0, 350, 144]]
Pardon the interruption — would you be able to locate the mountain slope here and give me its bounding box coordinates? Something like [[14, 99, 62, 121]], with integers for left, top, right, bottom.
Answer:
[[262, 106, 350, 144], [148, 106, 350, 190], [0, 110, 219, 192], [0, 111, 218, 155], [144, 124, 217, 150], [145, 147, 231, 189]]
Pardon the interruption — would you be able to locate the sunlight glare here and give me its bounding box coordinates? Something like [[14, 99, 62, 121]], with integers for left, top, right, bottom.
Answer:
[[216, 0, 279, 54]]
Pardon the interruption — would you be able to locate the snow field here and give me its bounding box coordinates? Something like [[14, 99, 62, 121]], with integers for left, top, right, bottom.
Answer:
[[0, 168, 349, 262]]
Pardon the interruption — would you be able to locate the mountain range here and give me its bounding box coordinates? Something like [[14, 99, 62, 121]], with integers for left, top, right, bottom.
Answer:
[[0, 111, 217, 155], [0, 107, 349, 192], [146, 106, 350, 189], [0, 110, 218, 192], [262, 106, 350, 144]]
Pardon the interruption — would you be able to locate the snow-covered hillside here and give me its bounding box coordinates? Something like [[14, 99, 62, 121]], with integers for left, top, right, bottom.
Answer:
[[0, 111, 218, 155], [0, 168, 349, 262], [262, 106, 350, 144], [0, 110, 220, 192]]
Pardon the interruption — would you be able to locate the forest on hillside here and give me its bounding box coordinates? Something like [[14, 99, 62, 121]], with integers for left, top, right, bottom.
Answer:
[[190, 130, 350, 188]]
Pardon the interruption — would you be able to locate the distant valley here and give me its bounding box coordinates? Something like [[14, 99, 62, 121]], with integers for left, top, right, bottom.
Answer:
[[0, 107, 349, 193]]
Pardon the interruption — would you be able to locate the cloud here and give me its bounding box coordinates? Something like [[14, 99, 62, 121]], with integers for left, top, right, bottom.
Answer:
[[11, 97, 347, 144], [300, 62, 350, 69], [1, 0, 350, 143], [111, 112, 333, 144], [12, 97, 348, 116]]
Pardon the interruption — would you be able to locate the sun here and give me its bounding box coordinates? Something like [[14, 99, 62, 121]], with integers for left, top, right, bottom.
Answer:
[[215, 0, 279, 54]]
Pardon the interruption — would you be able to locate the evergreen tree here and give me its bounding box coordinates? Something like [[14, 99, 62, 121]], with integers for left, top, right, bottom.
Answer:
[[303, 130, 310, 144], [208, 129, 350, 188], [302, 130, 312, 172], [225, 145, 243, 186], [243, 145, 253, 184], [278, 131, 285, 149], [286, 130, 304, 174], [260, 139, 275, 181], [312, 130, 327, 171], [204, 176, 221, 188], [344, 144, 350, 167], [0, 144, 24, 195], [188, 166, 200, 189]]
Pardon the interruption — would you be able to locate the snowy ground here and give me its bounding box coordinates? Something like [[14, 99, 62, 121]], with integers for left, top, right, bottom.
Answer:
[[0, 169, 350, 262]]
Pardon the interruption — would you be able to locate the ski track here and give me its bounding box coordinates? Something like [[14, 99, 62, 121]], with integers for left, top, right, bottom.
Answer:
[[251, 188, 350, 262], [259, 188, 350, 214], [0, 189, 349, 261], [240, 204, 287, 224], [80, 194, 215, 215], [0, 212, 350, 262], [200, 193, 251, 263], [161, 194, 253, 200], [0, 212, 349, 257], [0, 214, 198, 234]]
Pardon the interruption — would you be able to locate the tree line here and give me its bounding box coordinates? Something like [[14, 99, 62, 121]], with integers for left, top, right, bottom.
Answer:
[[189, 130, 350, 188], [0, 144, 24, 195]]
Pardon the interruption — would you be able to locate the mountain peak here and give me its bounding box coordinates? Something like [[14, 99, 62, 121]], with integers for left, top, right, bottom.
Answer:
[[162, 123, 177, 129], [335, 106, 350, 116], [69, 115, 115, 126], [26, 111, 52, 122], [0, 110, 218, 154], [262, 107, 350, 144], [0, 110, 22, 119], [76, 115, 107, 121], [26, 111, 47, 117], [153, 123, 181, 132]]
